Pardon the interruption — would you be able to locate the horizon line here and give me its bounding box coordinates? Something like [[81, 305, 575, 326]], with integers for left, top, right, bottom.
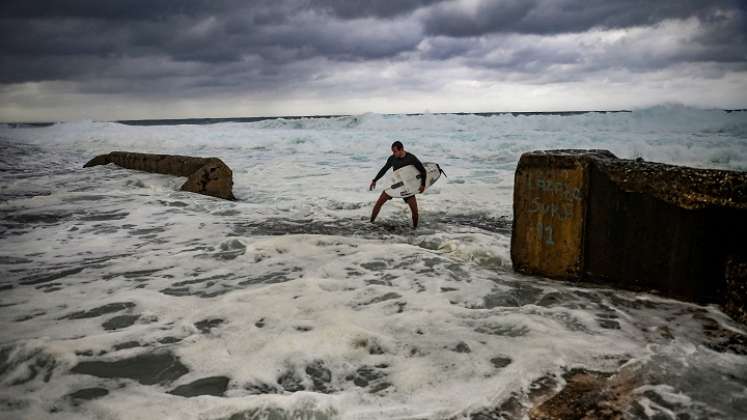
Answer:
[[3, 108, 746, 127]]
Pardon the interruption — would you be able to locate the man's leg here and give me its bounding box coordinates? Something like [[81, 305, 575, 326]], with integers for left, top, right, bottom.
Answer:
[[405, 196, 419, 228], [370, 191, 392, 223]]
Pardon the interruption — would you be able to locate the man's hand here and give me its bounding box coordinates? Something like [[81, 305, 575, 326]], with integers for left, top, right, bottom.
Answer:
[[369, 180, 376, 191], [418, 185, 425, 193]]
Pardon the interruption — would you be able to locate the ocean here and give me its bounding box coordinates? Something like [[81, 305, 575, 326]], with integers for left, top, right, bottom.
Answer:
[[1, 105, 747, 419]]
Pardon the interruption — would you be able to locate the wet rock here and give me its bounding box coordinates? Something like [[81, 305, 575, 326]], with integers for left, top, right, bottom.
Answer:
[[13, 311, 45, 322], [467, 394, 524, 420], [159, 287, 192, 297], [102, 314, 140, 331], [482, 284, 543, 308], [368, 342, 385, 355], [305, 361, 332, 393], [277, 370, 304, 393], [475, 323, 530, 337], [19, 267, 85, 285], [528, 374, 559, 401], [361, 261, 388, 271], [168, 376, 230, 397], [5, 350, 57, 385], [157, 337, 182, 344], [347, 365, 386, 389], [194, 318, 224, 334], [696, 313, 747, 355], [61, 302, 135, 320], [352, 337, 386, 355], [453, 342, 471, 353], [0, 256, 33, 265], [490, 356, 512, 368], [255, 318, 265, 328], [78, 212, 129, 222], [369, 382, 391, 393], [224, 406, 338, 420], [361, 292, 402, 306], [0, 397, 30, 411], [536, 292, 571, 307], [529, 367, 639, 420], [597, 319, 621, 330], [103, 269, 165, 280], [237, 271, 294, 286], [0, 346, 13, 376], [67, 387, 109, 404], [113, 341, 141, 351], [70, 352, 189, 385], [84, 151, 235, 200], [244, 382, 281, 395], [215, 239, 246, 260]]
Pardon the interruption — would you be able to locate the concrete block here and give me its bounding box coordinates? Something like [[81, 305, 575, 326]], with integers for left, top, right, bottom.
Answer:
[[84, 151, 235, 200], [511, 149, 747, 311], [511, 150, 615, 279]]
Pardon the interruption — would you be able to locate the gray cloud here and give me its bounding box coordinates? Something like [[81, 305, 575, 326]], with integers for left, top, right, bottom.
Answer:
[[0, 0, 237, 20], [0, 0, 745, 119], [421, 0, 745, 37], [311, 0, 447, 19]]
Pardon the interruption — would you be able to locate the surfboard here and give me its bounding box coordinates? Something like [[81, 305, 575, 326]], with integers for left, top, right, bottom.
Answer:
[[384, 162, 443, 198]]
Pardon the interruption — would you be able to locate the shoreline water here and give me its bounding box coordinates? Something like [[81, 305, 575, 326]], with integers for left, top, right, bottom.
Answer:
[[1, 107, 746, 419]]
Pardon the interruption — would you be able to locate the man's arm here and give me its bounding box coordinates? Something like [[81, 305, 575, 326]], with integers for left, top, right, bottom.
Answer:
[[373, 156, 393, 183]]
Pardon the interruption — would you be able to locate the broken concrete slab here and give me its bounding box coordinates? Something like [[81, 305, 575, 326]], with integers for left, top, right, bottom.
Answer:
[[84, 151, 235, 200]]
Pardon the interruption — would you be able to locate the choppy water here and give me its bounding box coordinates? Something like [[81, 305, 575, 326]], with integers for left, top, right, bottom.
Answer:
[[1, 106, 747, 419]]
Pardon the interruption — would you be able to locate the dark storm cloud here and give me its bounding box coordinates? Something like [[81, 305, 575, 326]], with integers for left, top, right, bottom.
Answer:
[[421, 0, 746, 37], [0, 0, 235, 20], [311, 0, 447, 18], [0, 0, 745, 95]]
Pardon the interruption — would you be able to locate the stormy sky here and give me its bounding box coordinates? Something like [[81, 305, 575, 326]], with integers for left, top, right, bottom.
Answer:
[[1, 0, 746, 121]]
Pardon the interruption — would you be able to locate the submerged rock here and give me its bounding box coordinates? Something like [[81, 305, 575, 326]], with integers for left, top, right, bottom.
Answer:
[[66, 387, 109, 405], [277, 370, 304, 393], [61, 302, 135, 320], [489, 356, 512, 368], [305, 361, 332, 393], [102, 314, 140, 331], [70, 352, 188, 385], [168, 376, 230, 397], [194, 318, 224, 334]]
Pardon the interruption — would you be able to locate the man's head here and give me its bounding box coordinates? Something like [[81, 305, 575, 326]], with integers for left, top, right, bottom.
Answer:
[[391, 141, 405, 158]]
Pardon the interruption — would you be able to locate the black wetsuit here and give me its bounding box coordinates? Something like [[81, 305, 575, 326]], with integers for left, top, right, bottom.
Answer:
[[374, 152, 426, 198]]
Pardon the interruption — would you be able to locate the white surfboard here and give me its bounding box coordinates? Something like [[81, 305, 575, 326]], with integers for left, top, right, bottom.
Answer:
[[384, 162, 443, 198]]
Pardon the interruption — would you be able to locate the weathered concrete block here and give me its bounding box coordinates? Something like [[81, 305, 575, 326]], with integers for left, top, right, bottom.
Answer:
[[84, 151, 235, 200], [511, 150, 615, 279], [512, 149, 747, 310]]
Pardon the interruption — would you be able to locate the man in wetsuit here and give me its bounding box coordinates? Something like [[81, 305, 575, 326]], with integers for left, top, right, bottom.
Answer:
[[369, 141, 426, 228]]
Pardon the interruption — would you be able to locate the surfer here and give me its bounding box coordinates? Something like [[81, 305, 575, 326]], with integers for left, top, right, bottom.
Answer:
[[369, 141, 426, 228]]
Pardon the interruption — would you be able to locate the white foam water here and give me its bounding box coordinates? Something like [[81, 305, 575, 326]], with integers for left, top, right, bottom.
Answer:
[[1, 106, 746, 419]]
